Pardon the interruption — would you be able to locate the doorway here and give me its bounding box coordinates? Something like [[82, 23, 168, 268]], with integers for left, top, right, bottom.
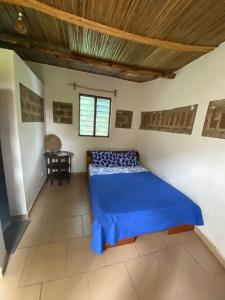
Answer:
[[0, 142, 30, 253]]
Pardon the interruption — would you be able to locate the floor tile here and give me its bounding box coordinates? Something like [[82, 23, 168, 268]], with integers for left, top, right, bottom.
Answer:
[[18, 219, 53, 248], [0, 249, 29, 291], [3, 174, 223, 300], [30, 196, 70, 221], [29, 201, 47, 222], [159, 231, 199, 247], [69, 195, 91, 216], [0, 284, 41, 300], [126, 254, 179, 300], [88, 263, 137, 300], [41, 274, 89, 300], [69, 176, 91, 216], [19, 242, 67, 286], [170, 273, 225, 300], [51, 216, 83, 242], [67, 237, 138, 276], [135, 232, 167, 255], [182, 239, 224, 276], [157, 246, 211, 292], [43, 198, 70, 220], [82, 214, 92, 236]]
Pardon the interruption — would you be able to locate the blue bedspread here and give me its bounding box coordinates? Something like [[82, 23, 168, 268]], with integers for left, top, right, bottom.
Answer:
[[89, 171, 204, 254]]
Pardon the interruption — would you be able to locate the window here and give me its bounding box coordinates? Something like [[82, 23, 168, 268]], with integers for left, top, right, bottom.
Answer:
[[79, 94, 111, 137]]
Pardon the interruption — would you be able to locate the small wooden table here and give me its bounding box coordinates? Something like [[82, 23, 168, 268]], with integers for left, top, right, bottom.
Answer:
[[44, 151, 73, 185]]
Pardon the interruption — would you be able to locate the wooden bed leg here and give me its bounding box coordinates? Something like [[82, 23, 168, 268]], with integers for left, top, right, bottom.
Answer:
[[104, 237, 136, 249], [167, 224, 194, 235]]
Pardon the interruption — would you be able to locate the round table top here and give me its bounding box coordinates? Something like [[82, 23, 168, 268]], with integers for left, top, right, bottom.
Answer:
[[44, 151, 74, 158], [44, 134, 62, 152]]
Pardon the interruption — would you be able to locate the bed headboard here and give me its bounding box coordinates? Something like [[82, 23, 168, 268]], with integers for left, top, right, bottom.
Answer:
[[86, 150, 139, 176]]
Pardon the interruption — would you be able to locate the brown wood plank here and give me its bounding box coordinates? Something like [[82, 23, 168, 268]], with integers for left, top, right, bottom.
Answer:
[[105, 237, 136, 249], [0, 34, 175, 80], [167, 225, 195, 235]]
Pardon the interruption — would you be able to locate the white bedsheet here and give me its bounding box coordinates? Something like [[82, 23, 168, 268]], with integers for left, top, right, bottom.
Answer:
[[89, 164, 148, 176]]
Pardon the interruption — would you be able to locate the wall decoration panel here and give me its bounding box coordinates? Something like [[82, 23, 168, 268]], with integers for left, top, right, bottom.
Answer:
[[140, 104, 198, 134], [53, 101, 73, 124], [20, 83, 44, 122], [202, 99, 225, 139], [115, 110, 133, 129]]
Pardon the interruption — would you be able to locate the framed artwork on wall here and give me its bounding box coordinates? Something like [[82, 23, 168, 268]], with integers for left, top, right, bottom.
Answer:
[[140, 104, 198, 135], [202, 99, 225, 139], [53, 101, 73, 124], [115, 110, 133, 129], [20, 83, 44, 122]]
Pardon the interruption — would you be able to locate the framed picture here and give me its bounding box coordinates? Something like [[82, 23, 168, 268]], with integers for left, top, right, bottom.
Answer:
[[20, 83, 44, 122], [53, 101, 73, 124], [202, 99, 225, 139], [140, 104, 198, 135], [115, 110, 133, 129]]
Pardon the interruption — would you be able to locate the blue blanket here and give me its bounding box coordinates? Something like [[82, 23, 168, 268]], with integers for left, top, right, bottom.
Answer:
[[89, 171, 204, 254]]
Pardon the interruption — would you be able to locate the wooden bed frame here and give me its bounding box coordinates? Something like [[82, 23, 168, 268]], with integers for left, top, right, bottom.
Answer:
[[86, 150, 194, 248]]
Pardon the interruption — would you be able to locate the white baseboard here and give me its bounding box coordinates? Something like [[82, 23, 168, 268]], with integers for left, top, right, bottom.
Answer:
[[195, 227, 225, 269]]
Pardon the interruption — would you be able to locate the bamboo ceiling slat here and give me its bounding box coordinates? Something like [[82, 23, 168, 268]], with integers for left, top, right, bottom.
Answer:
[[139, 48, 203, 72], [1, 0, 213, 52], [40, 0, 225, 45], [1, 0, 225, 81]]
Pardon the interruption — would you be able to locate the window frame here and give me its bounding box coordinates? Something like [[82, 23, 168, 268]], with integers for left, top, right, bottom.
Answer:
[[78, 93, 112, 137]]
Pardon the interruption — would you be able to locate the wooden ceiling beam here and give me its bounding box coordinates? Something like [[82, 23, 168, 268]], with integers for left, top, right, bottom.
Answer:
[[0, 33, 176, 79], [0, 0, 215, 53]]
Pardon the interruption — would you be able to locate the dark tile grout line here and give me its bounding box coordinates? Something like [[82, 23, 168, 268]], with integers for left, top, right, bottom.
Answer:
[[29, 211, 91, 222], [18, 260, 126, 289], [65, 239, 69, 285], [183, 245, 222, 277], [80, 214, 85, 238], [123, 261, 140, 299], [18, 232, 92, 250], [85, 271, 91, 300], [17, 247, 30, 289], [39, 282, 43, 300]]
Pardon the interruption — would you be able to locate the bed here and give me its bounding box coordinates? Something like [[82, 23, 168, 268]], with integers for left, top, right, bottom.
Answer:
[[87, 150, 204, 254]]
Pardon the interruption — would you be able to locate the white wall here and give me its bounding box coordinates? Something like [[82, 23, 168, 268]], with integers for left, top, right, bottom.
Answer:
[[0, 50, 26, 216], [14, 54, 46, 212], [135, 42, 225, 260], [0, 223, 5, 276], [0, 49, 45, 214], [27, 62, 141, 172]]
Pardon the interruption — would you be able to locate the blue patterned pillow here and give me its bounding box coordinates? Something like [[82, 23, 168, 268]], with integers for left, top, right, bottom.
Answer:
[[91, 151, 139, 167], [115, 151, 139, 167], [92, 151, 113, 167]]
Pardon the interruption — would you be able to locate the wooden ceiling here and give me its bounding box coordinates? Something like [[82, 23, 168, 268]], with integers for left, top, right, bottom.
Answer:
[[0, 0, 225, 82]]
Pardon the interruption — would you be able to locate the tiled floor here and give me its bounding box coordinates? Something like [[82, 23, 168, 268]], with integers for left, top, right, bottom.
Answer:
[[0, 175, 224, 300]]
